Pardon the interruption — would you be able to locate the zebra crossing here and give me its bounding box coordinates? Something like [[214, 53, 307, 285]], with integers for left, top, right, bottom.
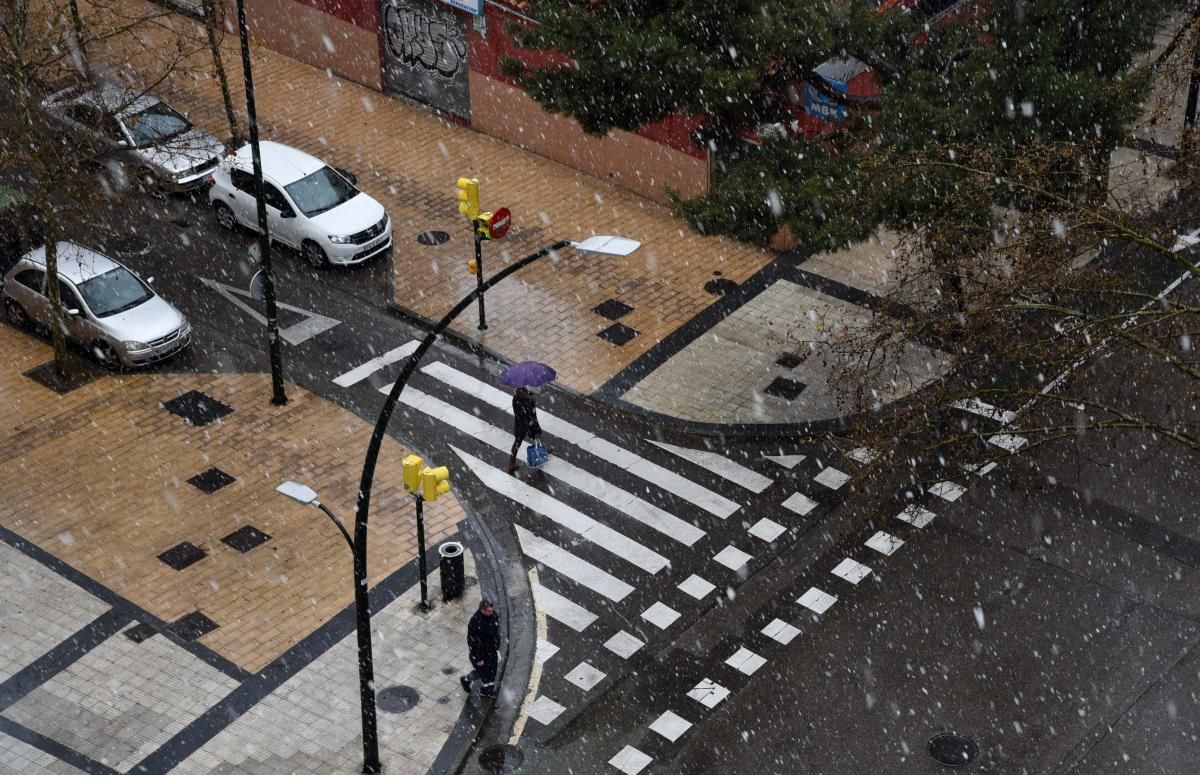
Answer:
[[330, 344, 1029, 774]]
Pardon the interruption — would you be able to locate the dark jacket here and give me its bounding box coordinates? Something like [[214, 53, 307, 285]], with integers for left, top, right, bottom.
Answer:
[[513, 391, 540, 438], [468, 609, 500, 662]]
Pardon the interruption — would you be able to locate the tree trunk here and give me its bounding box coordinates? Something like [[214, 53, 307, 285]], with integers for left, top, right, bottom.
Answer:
[[67, 0, 89, 78], [201, 0, 241, 146]]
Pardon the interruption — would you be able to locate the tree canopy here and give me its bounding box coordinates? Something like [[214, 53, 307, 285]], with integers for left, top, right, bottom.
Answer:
[[513, 0, 1173, 248]]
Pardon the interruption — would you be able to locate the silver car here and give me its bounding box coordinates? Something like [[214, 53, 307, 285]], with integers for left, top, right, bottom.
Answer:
[[2, 242, 192, 368], [41, 83, 224, 192]]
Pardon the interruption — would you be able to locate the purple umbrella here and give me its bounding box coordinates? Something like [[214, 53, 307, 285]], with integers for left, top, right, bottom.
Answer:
[[500, 361, 557, 388]]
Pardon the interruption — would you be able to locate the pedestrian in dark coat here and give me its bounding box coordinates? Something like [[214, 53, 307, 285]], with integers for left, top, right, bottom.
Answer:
[[460, 598, 501, 698], [507, 387, 542, 474]]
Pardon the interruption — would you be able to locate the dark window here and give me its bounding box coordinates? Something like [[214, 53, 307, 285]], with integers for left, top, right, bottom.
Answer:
[[58, 282, 83, 312], [76, 266, 153, 317], [263, 185, 288, 212], [13, 268, 44, 292], [64, 104, 103, 127], [229, 168, 256, 194], [284, 166, 357, 217], [123, 101, 191, 148]]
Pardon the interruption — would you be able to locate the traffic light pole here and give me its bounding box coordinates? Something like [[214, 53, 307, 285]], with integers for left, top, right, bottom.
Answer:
[[473, 226, 487, 330], [415, 494, 430, 611]]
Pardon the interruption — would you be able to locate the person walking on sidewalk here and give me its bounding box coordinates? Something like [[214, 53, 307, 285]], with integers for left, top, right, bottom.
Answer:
[[507, 387, 542, 474], [460, 598, 501, 698]]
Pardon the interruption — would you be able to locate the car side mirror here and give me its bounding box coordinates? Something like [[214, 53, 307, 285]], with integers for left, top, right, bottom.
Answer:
[[66, 308, 81, 317], [334, 167, 358, 186], [280, 208, 296, 219], [116, 139, 129, 148]]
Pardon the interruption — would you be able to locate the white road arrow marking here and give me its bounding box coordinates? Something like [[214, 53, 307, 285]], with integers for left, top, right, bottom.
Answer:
[[199, 277, 340, 345]]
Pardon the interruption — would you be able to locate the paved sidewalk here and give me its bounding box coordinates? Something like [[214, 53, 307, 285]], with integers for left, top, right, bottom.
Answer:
[[0, 325, 478, 774]]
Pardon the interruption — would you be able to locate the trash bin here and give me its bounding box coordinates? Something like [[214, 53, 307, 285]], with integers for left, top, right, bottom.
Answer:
[[439, 541, 465, 602]]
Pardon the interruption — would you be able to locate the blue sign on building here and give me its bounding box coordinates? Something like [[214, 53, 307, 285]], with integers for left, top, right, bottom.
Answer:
[[804, 83, 848, 123], [440, 0, 482, 14]]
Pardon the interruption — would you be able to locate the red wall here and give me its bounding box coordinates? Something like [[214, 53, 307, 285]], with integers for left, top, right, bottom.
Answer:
[[294, 0, 377, 31]]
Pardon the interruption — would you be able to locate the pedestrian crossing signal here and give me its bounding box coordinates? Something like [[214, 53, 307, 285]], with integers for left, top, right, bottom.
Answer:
[[402, 454, 424, 494], [421, 465, 451, 502], [456, 177, 479, 220]]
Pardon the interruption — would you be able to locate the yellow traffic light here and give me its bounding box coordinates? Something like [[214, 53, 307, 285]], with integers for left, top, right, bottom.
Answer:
[[475, 212, 493, 241], [455, 177, 479, 220], [421, 465, 450, 502], [402, 454, 424, 494]]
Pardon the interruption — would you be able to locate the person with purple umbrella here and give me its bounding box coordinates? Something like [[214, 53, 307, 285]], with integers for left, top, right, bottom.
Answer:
[[508, 386, 542, 474], [500, 361, 556, 474]]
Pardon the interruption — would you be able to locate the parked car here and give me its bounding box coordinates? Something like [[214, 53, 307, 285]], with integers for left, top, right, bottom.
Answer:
[[208, 141, 391, 268], [2, 242, 191, 368], [41, 83, 224, 192], [0, 186, 43, 268]]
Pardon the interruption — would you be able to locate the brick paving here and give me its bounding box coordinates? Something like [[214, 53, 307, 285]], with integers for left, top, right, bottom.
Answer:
[[0, 324, 475, 773]]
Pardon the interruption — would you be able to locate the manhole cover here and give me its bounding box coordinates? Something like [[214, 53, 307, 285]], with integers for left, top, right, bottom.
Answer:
[[704, 278, 739, 296], [928, 732, 979, 767], [376, 685, 420, 713], [478, 744, 523, 773], [417, 230, 451, 246]]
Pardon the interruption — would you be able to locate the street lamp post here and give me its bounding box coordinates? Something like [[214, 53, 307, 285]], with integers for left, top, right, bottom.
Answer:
[[349, 232, 639, 698], [233, 0, 287, 406], [274, 237, 636, 773], [275, 481, 379, 774]]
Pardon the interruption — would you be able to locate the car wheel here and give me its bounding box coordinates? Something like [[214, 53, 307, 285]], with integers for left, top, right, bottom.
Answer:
[[4, 298, 28, 328], [214, 202, 237, 231], [302, 240, 328, 269], [93, 340, 122, 370]]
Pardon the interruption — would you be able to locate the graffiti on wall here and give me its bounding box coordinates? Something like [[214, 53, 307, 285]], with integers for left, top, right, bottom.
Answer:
[[384, 3, 467, 78], [380, 0, 470, 118]]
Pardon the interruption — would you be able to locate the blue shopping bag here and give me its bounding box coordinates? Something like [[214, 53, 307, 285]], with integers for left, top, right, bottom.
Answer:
[[526, 440, 548, 468]]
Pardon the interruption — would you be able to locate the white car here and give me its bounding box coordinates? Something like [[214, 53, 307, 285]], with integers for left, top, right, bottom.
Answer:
[[2, 242, 191, 368], [208, 141, 391, 267]]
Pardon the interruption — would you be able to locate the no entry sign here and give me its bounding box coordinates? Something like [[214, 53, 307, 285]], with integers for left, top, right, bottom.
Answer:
[[488, 208, 511, 240]]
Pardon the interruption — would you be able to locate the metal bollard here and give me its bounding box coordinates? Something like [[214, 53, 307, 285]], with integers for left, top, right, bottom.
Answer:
[[439, 541, 465, 602]]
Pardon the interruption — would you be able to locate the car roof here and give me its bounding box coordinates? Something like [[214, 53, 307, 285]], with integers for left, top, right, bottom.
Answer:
[[231, 141, 325, 186], [21, 242, 124, 285], [74, 83, 160, 120]]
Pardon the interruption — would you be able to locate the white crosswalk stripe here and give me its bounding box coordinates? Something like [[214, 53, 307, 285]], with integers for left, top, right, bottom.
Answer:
[[420, 362, 741, 519], [515, 524, 634, 602], [397, 386, 705, 546], [332, 341, 419, 387], [647, 440, 774, 493], [952, 397, 1016, 425], [531, 582, 597, 632], [451, 445, 669, 574]]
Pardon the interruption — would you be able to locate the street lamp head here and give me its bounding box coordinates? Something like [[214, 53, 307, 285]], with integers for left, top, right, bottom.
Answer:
[[276, 480, 320, 506], [570, 236, 641, 257]]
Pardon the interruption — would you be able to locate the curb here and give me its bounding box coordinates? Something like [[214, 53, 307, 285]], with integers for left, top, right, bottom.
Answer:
[[428, 481, 535, 775]]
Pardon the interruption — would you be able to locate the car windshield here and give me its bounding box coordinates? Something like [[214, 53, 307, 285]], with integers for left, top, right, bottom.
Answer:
[[283, 166, 357, 217], [124, 101, 191, 148], [76, 267, 153, 317]]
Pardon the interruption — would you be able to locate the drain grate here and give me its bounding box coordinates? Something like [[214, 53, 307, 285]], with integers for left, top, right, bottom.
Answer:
[[592, 298, 634, 321], [478, 744, 524, 773], [377, 685, 420, 713], [187, 467, 236, 494], [776, 352, 804, 369], [704, 278, 739, 296], [928, 732, 979, 767], [123, 622, 159, 644], [158, 541, 207, 571], [221, 525, 271, 553], [168, 611, 219, 642], [598, 323, 639, 346], [416, 230, 451, 246], [763, 376, 807, 401], [162, 390, 233, 426]]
